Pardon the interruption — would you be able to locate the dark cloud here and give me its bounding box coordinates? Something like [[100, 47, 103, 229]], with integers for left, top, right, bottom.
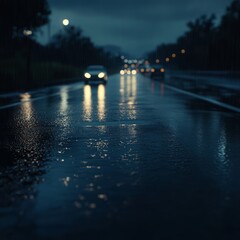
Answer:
[[40, 0, 230, 56]]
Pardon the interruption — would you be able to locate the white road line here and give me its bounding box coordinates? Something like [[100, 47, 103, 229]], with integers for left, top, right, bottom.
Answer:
[[0, 84, 83, 111], [166, 85, 240, 113]]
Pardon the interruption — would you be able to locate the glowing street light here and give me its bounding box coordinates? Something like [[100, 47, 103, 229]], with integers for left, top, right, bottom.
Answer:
[[181, 49, 186, 54], [172, 53, 176, 58], [156, 59, 160, 64], [23, 29, 33, 90], [23, 29, 33, 36], [62, 19, 70, 26], [165, 57, 170, 62]]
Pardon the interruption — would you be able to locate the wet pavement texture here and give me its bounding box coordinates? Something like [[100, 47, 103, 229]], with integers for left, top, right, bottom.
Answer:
[[1, 74, 240, 240], [166, 75, 240, 109]]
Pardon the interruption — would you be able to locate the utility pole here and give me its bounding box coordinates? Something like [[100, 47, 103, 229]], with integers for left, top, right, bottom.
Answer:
[[23, 30, 33, 90], [48, 19, 51, 43]]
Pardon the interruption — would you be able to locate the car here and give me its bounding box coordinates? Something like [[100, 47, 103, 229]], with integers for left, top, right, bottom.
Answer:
[[84, 65, 108, 84], [150, 64, 165, 79], [120, 63, 138, 75], [138, 64, 151, 74], [129, 66, 137, 75], [120, 68, 137, 75]]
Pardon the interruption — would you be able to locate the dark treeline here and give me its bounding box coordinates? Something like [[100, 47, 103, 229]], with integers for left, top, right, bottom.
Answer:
[[46, 26, 120, 70], [0, 0, 121, 92], [148, 0, 240, 71]]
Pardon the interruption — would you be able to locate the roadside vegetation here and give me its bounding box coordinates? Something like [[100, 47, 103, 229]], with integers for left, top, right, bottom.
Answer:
[[148, 0, 240, 71], [0, 58, 82, 92], [0, 0, 121, 92]]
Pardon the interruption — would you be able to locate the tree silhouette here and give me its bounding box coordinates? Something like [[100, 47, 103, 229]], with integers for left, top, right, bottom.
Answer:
[[48, 25, 120, 70], [147, 0, 240, 71], [177, 14, 216, 69], [218, 0, 240, 69], [0, 0, 50, 44]]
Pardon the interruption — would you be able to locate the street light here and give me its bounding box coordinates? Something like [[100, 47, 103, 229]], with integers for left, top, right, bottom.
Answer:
[[23, 29, 33, 90], [48, 18, 51, 43], [181, 49, 186, 54], [23, 29, 33, 36], [62, 19, 70, 26]]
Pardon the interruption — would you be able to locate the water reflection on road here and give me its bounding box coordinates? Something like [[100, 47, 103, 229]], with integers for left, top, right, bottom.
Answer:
[[119, 74, 138, 120], [83, 85, 92, 122], [0, 74, 240, 240], [97, 84, 106, 122], [0, 92, 50, 207]]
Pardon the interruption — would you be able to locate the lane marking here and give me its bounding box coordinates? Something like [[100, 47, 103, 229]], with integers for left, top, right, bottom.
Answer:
[[0, 84, 83, 111], [166, 85, 240, 113]]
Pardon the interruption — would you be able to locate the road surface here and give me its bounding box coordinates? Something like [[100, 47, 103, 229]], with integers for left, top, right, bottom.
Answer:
[[1, 73, 240, 240]]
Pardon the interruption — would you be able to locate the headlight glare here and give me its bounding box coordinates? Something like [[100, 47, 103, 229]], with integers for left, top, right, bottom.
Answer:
[[98, 72, 105, 78], [132, 70, 137, 75], [84, 73, 91, 79]]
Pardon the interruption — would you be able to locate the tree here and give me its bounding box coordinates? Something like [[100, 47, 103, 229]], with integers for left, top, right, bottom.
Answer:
[[220, 0, 240, 32], [178, 15, 216, 69], [48, 25, 119, 69], [0, 0, 51, 43], [148, 15, 216, 70], [218, 0, 240, 69]]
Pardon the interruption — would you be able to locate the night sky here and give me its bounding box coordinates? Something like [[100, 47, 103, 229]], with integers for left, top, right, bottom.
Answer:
[[38, 0, 230, 57]]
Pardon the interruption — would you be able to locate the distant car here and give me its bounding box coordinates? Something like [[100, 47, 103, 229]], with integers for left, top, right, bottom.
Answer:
[[120, 65, 137, 75], [120, 69, 137, 75], [150, 64, 165, 79], [138, 64, 151, 74], [84, 65, 108, 84], [129, 66, 137, 75]]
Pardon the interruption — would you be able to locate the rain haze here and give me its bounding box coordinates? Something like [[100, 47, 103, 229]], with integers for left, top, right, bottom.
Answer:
[[1, 0, 240, 239], [38, 0, 231, 57]]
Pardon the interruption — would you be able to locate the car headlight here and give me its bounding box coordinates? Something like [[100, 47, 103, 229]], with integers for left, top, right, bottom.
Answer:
[[132, 70, 137, 75], [84, 73, 91, 79], [120, 70, 125, 75], [98, 72, 105, 78]]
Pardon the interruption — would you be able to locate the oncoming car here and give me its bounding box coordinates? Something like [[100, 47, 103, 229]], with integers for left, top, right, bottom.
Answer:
[[150, 64, 165, 79], [84, 65, 108, 84], [120, 68, 137, 75]]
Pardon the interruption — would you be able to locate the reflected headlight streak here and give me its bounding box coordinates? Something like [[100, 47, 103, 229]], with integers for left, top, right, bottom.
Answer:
[[84, 73, 91, 79], [98, 72, 105, 78]]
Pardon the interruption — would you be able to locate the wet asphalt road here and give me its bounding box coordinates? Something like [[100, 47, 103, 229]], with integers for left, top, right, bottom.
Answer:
[[1, 74, 240, 240]]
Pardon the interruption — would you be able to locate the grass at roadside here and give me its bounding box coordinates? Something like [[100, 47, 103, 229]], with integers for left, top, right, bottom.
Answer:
[[0, 58, 83, 92]]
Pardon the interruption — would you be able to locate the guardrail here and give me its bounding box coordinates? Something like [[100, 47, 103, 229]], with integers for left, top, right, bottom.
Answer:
[[167, 70, 240, 90], [169, 70, 240, 80]]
